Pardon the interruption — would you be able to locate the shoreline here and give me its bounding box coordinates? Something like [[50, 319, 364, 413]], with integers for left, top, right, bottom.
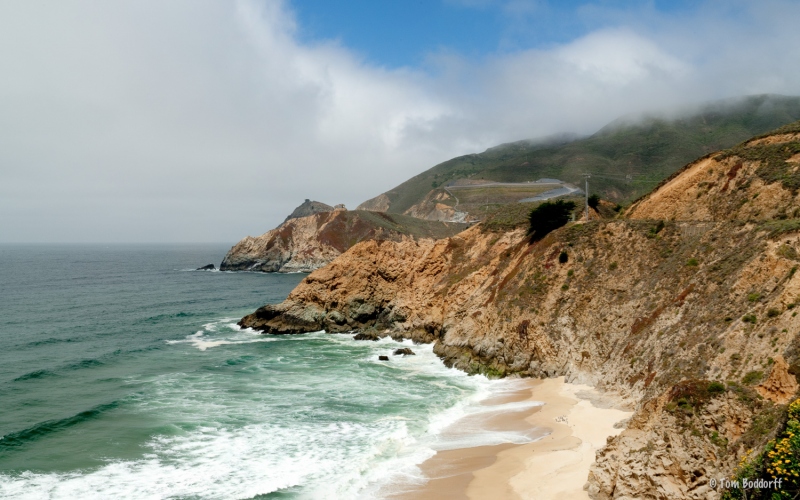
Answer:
[[386, 377, 632, 500]]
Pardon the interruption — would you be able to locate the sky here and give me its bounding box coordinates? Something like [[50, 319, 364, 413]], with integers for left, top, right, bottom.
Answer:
[[1, 0, 799, 243]]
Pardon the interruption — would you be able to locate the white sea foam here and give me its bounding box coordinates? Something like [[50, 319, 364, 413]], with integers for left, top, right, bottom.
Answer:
[[1, 326, 546, 499], [335, 335, 547, 493], [164, 318, 278, 351], [0, 418, 419, 499]]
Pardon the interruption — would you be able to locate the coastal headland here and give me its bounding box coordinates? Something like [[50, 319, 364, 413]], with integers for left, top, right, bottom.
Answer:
[[221, 208, 467, 273]]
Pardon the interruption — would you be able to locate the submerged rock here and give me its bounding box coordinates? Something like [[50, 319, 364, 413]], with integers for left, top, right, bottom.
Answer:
[[378, 355, 389, 361], [196, 264, 216, 271], [393, 348, 415, 356]]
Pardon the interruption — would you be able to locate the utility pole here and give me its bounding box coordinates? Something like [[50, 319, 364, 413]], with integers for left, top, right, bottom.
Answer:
[[582, 174, 591, 221]]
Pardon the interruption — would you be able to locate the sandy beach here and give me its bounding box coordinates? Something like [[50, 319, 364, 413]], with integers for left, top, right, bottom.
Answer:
[[388, 377, 632, 500]]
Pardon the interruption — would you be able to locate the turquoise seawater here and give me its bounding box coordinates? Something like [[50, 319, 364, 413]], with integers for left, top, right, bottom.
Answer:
[[0, 245, 537, 499]]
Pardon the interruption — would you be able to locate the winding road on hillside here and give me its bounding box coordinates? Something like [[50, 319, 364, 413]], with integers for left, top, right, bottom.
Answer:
[[518, 185, 583, 203], [444, 180, 582, 206]]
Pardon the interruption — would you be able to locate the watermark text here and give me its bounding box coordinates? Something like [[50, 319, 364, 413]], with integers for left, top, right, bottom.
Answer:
[[709, 477, 783, 490]]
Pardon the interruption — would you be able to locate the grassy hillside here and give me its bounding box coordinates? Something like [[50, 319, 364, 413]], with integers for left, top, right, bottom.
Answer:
[[370, 94, 800, 214]]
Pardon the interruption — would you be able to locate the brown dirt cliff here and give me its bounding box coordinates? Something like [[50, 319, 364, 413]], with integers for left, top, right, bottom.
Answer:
[[240, 122, 800, 498]]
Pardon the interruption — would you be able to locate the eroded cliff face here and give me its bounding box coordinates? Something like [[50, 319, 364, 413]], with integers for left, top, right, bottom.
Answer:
[[240, 122, 800, 498], [220, 210, 345, 272], [403, 189, 459, 221]]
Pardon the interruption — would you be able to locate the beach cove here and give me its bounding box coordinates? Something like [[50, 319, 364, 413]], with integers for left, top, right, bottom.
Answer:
[[388, 377, 633, 500]]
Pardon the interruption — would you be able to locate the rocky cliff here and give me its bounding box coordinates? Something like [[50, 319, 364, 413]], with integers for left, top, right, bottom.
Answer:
[[240, 122, 800, 497], [283, 199, 334, 222], [220, 209, 468, 273], [240, 218, 800, 496]]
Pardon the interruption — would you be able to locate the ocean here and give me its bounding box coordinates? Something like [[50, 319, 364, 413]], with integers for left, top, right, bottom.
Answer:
[[0, 245, 540, 499]]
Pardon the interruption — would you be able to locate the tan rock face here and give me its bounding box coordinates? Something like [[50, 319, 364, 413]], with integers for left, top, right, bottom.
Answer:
[[403, 189, 461, 221], [589, 391, 761, 500], [220, 211, 348, 272], [757, 355, 800, 404], [627, 156, 800, 222], [747, 133, 800, 146]]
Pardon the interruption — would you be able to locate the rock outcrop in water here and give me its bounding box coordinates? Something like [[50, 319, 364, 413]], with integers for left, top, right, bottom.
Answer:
[[241, 122, 800, 498], [220, 209, 469, 273]]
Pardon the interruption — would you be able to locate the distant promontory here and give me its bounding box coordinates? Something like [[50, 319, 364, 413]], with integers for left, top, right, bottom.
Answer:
[[220, 201, 468, 273]]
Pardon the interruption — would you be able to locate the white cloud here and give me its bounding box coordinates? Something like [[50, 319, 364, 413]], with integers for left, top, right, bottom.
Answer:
[[556, 30, 689, 86], [1, 0, 799, 242], [0, 0, 456, 242]]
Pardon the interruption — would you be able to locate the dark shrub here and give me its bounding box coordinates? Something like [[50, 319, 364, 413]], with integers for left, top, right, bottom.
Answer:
[[559, 251, 568, 263], [528, 200, 576, 242], [588, 194, 600, 209], [742, 371, 764, 385], [708, 381, 726, 394], [647, 220, 666, 238], [668, 379, 727, 413]]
